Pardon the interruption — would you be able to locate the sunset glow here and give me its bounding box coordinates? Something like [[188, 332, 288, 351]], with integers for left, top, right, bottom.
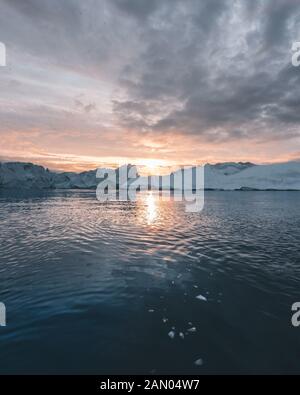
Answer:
[[0, 0, 299, 173]]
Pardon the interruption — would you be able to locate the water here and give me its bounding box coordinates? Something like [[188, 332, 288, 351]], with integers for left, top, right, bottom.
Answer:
[[0, 190, 300, 374]]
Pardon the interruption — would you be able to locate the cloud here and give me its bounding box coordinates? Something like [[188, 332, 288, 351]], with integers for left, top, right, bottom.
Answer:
[[0, 0, 300, 170], [113, 0, 300, 144], [111, 0, 161, 20]]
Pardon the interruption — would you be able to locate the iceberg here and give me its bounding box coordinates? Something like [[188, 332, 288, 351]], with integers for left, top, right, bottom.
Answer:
[[0, 162, 54, 189], [1, 161, 300, 191], [204, 161, 300, 190]]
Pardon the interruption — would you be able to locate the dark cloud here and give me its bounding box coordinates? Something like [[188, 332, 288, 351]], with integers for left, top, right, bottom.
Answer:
[[111, 0, 161, 20], [263, 0, 300, 48], [112, 0, 300, 143]]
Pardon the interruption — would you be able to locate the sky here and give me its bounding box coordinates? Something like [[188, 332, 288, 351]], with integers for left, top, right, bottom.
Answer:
[[0, 0, 300, 174]]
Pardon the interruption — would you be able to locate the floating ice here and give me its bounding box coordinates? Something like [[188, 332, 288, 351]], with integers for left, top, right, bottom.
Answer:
[[162, 318, 168, 323], [187, 327, 197, 333], [179, 332, 185, 339], [168, 331, 175, 339], [196, 294, 207, 302], [194, 358, 203, 366], [148, 309, 155, 313]]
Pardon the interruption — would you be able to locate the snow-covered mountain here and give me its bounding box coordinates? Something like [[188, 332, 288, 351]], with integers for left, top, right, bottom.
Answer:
[[1, 161, 300, 190]]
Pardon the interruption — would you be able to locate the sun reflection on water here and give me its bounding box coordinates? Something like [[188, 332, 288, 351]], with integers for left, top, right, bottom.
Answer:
[[146, 192, 157, 225]]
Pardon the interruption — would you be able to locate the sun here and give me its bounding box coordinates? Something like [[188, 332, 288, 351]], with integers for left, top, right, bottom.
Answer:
[[139, 159, 167, 175]]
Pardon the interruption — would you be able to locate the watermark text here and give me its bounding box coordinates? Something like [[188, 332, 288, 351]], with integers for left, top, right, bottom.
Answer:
[[96, 165, 205, 213]]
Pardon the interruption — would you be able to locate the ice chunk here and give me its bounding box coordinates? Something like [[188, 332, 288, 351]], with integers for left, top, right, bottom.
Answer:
[[194, 358, 203, 366], [196, 294, 207, 302]]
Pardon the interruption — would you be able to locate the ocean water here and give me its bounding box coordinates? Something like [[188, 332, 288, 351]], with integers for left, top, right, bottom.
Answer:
[[0, 190, 300, 374]]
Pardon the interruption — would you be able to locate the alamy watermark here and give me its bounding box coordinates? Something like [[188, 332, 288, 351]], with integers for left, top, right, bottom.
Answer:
[[0, 302, 6, 327], [0, 42, 6, 67], [292, 42, 300, 67], [96, 165, 205, 213]]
